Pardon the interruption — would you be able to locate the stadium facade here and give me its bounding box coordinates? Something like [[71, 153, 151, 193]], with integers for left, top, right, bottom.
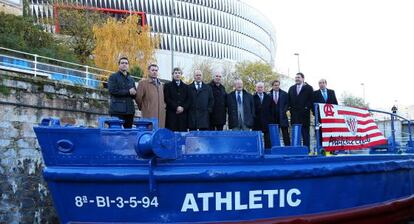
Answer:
[[29, 0, 277, 80]]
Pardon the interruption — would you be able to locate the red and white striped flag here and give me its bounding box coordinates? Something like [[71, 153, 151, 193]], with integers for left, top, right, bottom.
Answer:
[[318, 104, 387, 151]]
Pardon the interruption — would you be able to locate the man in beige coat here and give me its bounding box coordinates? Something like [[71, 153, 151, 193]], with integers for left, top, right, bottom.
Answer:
[[135, 64, 166, 128]]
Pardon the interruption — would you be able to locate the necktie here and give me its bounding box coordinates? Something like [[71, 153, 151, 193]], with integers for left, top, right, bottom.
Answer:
[[197, 82, 201, 90], [323, 90, 327, 102], [273, 91, 278, 104], [153, 78, 159, 86], [296, 85, 301, 95], [237, 92, 242, 105], [176, 81, 180, 86], [259, 93, 263, 103]]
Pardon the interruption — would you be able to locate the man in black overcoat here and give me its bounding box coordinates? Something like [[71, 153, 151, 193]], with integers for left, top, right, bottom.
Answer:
[[269, 80, 290, 146], [188, 70, 214, 130], [164, 67, 191, 131], [209, 72, 227, 130], [107, 57, 136, 128], [288, 73, 314, 148], [253, 82, 272, 148]]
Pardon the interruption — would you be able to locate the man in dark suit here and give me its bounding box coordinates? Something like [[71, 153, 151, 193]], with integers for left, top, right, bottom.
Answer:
[[227, 79, 255, 130], [188, 70, 214, 130], [209, 72, 227, 130], [288, 73, 314, 148], [107, 57, 136, 128], [313, 79, 338, 105], [253, 82, 272, 148], [269, 80, 290, 146], [313, 78, 338, 146], [164, 67, 191, 132]]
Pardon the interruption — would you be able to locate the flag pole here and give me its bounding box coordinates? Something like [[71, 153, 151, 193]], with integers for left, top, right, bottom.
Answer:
[[314, 103, 322, 155]]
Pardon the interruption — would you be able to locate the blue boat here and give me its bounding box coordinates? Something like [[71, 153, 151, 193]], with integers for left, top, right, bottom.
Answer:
[[33, 108, 414, 223]]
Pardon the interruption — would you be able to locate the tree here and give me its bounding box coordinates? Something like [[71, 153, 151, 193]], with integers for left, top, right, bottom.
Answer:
[[189, 58, 214, 83], [341, 92, 369, 108], [57, 7, 107, 64], [0, 12, 79, 63], [93, 15, 159, 78], [234, 61, 278, 93], [221, 60, 236, 92]]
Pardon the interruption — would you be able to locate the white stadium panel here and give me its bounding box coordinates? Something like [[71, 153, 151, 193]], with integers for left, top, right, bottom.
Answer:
[[29, 0, 276, 78]]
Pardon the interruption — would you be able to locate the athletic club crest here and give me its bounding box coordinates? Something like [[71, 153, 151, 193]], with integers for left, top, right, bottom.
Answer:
[[323, 104, 335, 117], [345, 116, 358, 135]]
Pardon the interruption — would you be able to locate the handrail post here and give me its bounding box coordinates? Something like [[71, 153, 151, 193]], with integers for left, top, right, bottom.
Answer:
[[314, 103, 322, 155], [85, 65, 89, 86], [34, 54, 38, 77], [408, 121, 413, 148], [390, 114, 396, 153]]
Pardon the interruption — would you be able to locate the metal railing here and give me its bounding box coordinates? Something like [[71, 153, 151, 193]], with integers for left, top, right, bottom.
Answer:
[[0, 47, 140, 89], [368, 109, 413, 152]]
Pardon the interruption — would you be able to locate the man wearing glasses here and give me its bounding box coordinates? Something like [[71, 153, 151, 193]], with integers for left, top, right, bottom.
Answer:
[[107, 57, 137, 128], [136, 64, 166, 128]]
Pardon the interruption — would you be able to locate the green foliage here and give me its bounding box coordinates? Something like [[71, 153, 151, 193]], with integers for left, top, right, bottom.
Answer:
[[232, 61, 278, 93], [58, 8, 107, 64], [0, 85, 11, 96], [130, 65, 144, 79], [0, 12, 79, 63], [341, 92, 369, 108]]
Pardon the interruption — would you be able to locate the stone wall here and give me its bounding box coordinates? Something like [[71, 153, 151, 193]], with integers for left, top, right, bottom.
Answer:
[[0, 70, 109, 223]]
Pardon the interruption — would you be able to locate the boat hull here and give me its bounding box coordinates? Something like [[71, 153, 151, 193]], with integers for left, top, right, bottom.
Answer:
[[33, 122, 414, 223], [43, 155, 414, 223]]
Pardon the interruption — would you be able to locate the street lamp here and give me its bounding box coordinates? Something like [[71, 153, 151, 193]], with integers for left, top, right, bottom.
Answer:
[[391, 105, 398, 114], [294, 53, 300, 73], [360, 83, 365, 102], [170, 0, 176, 74]]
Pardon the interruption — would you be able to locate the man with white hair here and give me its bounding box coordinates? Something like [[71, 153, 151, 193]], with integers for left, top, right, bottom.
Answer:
[[227, 79, 255, 130], [253, 82, 272, 148]]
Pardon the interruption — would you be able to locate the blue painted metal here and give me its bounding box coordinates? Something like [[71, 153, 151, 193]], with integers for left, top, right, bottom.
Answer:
[[33, 117, 414, 223], [98, 117, 124, 129], [390, 114, 397, 153], [270, 146, 308, 155], [135, 128, 178, 159], [314, 103, 322, 155], [407, 121, 414, 153], [268, 124, 281, 147], [138, 117, 159, 130], [291, 124, 302, 147]]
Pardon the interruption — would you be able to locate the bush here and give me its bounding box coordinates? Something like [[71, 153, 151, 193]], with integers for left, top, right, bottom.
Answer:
[[129, 65, 144, 79], [0, 12, 80, 64]]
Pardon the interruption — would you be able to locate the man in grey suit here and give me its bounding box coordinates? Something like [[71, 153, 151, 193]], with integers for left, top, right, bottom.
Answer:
[[227, 79, 255, 130]]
